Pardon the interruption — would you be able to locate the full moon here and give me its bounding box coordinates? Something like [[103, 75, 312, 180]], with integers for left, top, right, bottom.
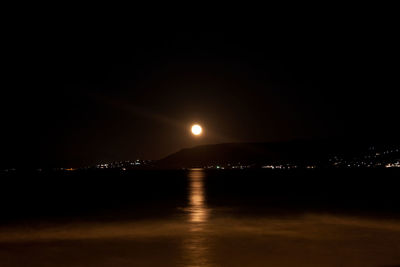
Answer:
[[191, 124, 202, 136]]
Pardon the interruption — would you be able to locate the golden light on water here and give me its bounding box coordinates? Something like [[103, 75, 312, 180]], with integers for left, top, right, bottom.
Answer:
[[184, 168, 212, 267], [188, 168, 208, 223], [191, 124, 202, 136]]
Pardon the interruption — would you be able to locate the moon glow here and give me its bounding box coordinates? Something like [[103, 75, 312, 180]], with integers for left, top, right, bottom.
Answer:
[[191, 124, 202, 136]]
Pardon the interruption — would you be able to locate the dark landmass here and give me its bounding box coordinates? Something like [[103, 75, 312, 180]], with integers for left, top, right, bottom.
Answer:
[[157, 139, 400, 169]]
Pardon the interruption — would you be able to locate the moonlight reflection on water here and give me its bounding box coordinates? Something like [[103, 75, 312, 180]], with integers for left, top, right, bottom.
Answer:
[[183, 168, 214, 267], [187, 169, 209, 224]]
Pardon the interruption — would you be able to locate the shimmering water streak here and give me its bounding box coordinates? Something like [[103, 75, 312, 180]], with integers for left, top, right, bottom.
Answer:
[[188, 168, 208, 223], [183, 168, 214, 267]]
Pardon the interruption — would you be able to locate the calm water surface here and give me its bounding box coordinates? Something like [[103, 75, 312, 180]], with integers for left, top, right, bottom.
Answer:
[[0, 169, 399, 266]]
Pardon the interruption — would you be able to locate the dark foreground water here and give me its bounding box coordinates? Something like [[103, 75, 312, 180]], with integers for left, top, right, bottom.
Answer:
[[0, 169, 400, 266]]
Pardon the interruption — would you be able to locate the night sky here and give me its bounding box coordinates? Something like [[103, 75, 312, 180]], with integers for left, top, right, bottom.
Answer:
[[2, 17, 399, 168]]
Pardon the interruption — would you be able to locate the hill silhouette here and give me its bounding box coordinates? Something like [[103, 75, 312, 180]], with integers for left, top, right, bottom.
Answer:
[[156, 139, 397, 169]]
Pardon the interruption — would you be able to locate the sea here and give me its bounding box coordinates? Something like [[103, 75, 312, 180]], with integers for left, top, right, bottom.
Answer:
[[0, 168, 399, 266]]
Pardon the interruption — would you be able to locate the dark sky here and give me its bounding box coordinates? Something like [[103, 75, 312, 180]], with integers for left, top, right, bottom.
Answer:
[[2, 14, 399, 168]]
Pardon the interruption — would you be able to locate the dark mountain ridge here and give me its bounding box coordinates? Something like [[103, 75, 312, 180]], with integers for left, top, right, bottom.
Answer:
[[157, 139, 399, 169]]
